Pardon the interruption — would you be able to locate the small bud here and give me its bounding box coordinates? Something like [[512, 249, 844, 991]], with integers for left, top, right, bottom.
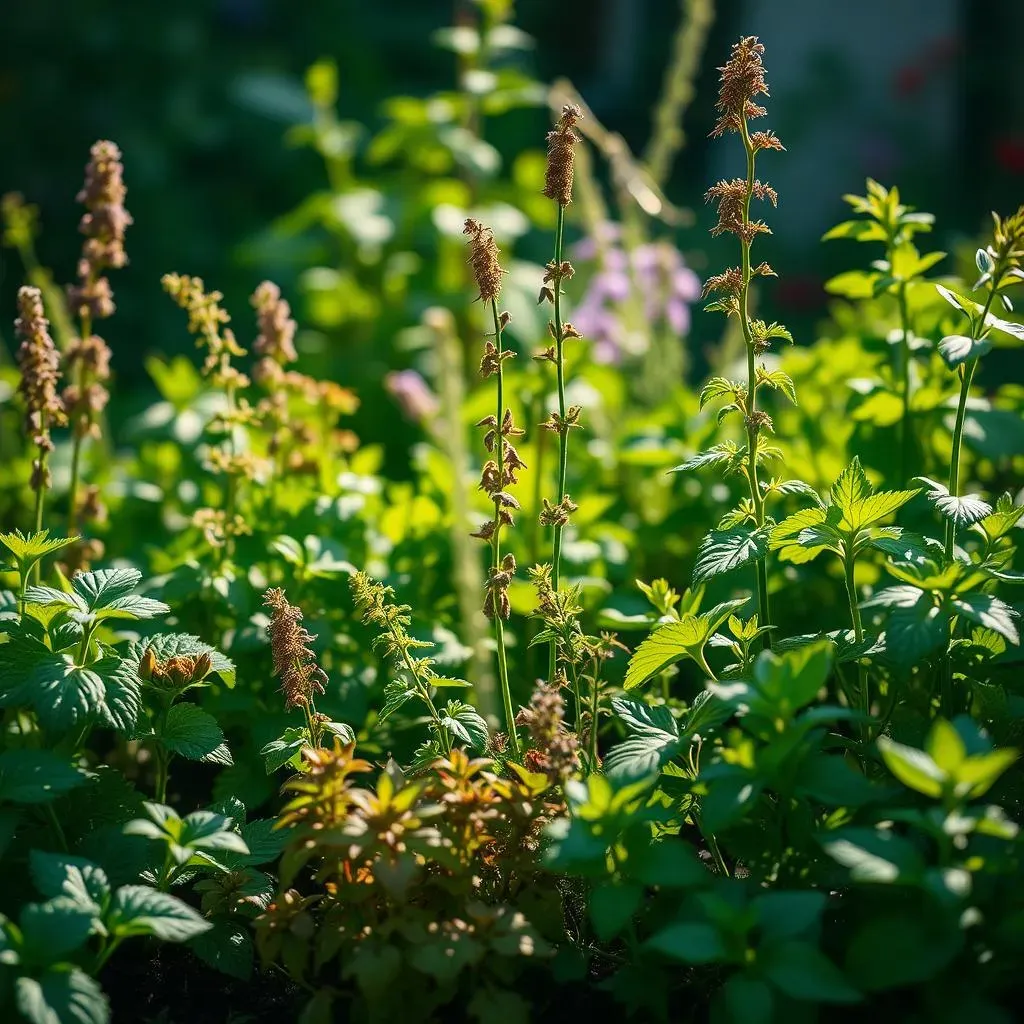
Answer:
[[139, 647, 157, 680], [193, 652, 213, 681]]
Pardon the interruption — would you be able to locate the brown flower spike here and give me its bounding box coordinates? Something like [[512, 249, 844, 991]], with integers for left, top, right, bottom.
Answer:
[[711, 35, 770, 138], [542, 104, 582, 207], [263, 587, 328, 710], [67, 140, 132, 322], [463, 219, 504, 304], [15, 287, 66, 490]]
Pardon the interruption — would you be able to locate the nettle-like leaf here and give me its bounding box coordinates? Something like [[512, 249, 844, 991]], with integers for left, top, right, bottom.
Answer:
[[830, 459, 919, 532], [0, 645, 142, 735], [861, 586, 949, 664], [693, 526, 772, 584], [25, 567, 169, 624], [951, 594, 1020, 646], [976, 492, 1024, 542], [379, 678, 415, 722], [699, 377, 743, 409], [624, 599, 748, 690], [0, 530, 73, 573], [107, 885, 211, 943], [771, 506, 842, 565], [14, 967, 109, 1024], [29, 853, 111, 915], [260, 726, 308, 773], [159, 703, 233, 766], [605, 699, 681, 780], [126, 634, 235, 689], [757, 367, 797, 405], [913, 476, 992, 530], [439, 700, 488, 751], [124, 802, 249, 869], [670, 442, 743, 474]]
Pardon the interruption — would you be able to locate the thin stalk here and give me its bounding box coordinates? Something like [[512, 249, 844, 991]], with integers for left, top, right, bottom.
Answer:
[[589, 657, 601, 769], [896, 282, 913, 483], [548, 205, 569, 681], [945, 359, 978, 558], [842, 544, 871, 742], [31, 456, 47, 584], [489, 299, 520, 756], [389, 618, 451, 755], [43, 803, 69, 852], [66, 309, 92, 537], [737, 114, 771, 648]]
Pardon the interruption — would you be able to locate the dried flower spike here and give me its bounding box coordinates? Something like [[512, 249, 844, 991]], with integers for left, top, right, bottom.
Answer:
[[263, 587, 328, 711], [543, 104, 582, 207], [463, 219, 505, 304], [15, 287, 66, 507], [67, 140, 132, 322]]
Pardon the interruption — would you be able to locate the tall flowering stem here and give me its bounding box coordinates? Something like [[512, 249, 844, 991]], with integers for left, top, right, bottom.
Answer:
[[703, 37, 787, 647], [538, 104, 583, 682], [162, 273, 254, 559], [65, 141, 130, 539], [263, 587, 328, 749], [943, 206, 1024, 557], [15, 286, 66, 575], [465, 219, 522, 755]]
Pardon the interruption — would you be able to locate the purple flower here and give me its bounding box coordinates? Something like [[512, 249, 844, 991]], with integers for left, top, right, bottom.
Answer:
[[570, 225, 701, 364], [385, 370, 439, 424]]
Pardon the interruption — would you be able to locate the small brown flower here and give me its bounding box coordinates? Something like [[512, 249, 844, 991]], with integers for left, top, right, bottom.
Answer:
[[711, 36, 770, 138], [67, 140, 132, 321], [515, 680, 579, 783], [543, 105, 582, 207], [251, 280, 298, 366], [463, 219, 505, 304], [15, 287, 66, 488], [702, 266, 744, 299], [263, 588, 328, 710]]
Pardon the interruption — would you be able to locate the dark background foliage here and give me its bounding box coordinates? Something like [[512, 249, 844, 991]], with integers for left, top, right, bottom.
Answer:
[[1, 0, 1021, 387]]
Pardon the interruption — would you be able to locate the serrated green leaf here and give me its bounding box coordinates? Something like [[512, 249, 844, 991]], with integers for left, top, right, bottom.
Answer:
[[440, 702, 488, 751], [160, 703, 233, 764], [669, 442, 740, 474], [693, 527, 771, 583], [830, 458, 872, 514], [951, 594, 1019, 645], [260, 726, 309, 773], [15, 967, 109, 1024], [188, 920, 253, 980], [0, 530, 73, 569], [624, 599, 746, 690], [29, 853, 111, 912], [843, 488, 920, 531], [108, 885, 212, 942], [699, 377, 740, 409], [914, 476, 992, 529]]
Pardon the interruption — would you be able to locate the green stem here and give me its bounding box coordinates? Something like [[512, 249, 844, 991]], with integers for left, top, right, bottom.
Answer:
[[548, 205, 569, 681], [694, 648, 719, 683], [842, 544, 870, 735], [31, 446, 48, 584], [589, 658, 601, 769], [737, 114, 771, 648], [93, 936, 123, 975], [489, 299, 520, 757], [43, 803, 69, 852], [945, 359, 978, 558], [896, 282, 913, 483]]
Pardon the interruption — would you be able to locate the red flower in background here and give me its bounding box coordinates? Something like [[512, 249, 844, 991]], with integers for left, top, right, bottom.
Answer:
[[995, 137, 1024, 175]]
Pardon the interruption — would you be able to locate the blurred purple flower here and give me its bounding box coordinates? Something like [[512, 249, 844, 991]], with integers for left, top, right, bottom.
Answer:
[[385, 369, 439, 424], [571, 225, 701, 364]]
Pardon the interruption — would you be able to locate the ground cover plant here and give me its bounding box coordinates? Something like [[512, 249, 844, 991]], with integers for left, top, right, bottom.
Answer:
[[1, 10, 1023, 1024]]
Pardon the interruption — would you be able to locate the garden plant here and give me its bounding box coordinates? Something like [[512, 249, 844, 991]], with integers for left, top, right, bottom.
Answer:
[[1, 9, 1023, 1024]]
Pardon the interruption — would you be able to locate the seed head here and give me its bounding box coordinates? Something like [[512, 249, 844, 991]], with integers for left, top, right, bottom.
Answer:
[[514, 680, 579, 783], [464, 219, 504, 304], [712, 36, 770, 138], [15, 287, 66, 470], [263, 587, 328, 710], [251, 281, 298, 367], [67, 140, 132, 321], [543, 104, 582, 207]]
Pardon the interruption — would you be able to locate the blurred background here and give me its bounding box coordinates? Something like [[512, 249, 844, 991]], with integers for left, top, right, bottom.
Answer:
[[1, 0, 1022, 470]]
